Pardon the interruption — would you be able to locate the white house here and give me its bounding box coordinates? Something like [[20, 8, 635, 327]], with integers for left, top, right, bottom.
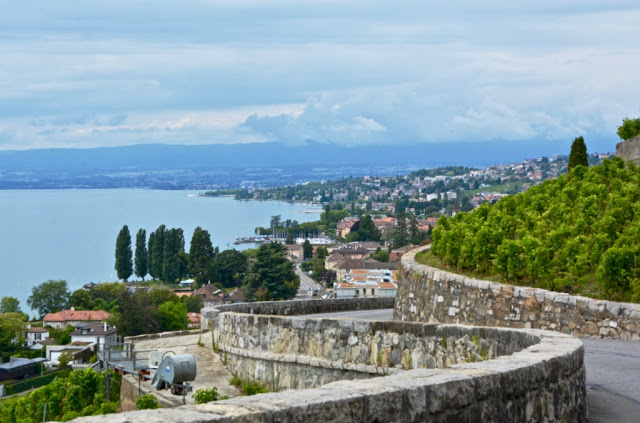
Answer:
[[25, 327, 50, 349], [70, 322, 117, 353]]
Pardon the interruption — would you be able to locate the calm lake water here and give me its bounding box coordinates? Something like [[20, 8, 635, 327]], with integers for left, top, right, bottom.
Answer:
[[0, 189, 319, 315]]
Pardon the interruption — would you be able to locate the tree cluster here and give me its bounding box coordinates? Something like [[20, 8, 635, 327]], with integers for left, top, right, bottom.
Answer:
[[108, 287, 193, 336], [431, 157, 640, 302]]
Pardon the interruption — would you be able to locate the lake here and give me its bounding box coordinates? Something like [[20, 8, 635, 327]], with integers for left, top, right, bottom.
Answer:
[[0, 189, 319, 316]]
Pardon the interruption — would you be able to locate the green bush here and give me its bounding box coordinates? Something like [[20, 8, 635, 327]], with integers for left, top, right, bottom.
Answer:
[[617, 117, 640, 141], [241, 379, 268, 396], [136, 393, 160, 410], [193, 387, 228, 404]]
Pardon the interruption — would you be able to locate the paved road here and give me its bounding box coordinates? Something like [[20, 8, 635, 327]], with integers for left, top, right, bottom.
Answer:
[[302, 309, 640, 422], [294, 263, 325, 298]]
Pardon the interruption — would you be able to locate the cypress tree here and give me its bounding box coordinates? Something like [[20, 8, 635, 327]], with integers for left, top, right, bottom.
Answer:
[[115, 225, 133, 282], [568, 136, 588, 170], [188, 227, 215, 284], [134, 229, 148, 281], [150, 225, 166, 280], [148, 231, 156, 279]]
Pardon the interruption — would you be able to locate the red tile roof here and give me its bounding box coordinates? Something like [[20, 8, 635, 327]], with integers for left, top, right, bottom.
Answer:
[[43, 308, 111, 323]]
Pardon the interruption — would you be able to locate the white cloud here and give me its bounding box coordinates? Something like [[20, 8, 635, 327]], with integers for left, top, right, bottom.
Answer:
[[1, 1, 640, 150]]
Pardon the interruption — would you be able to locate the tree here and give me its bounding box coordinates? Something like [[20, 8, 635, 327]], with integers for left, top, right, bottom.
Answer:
[[162, 228, 184, 283], [189, 227, 215, 284], [110, 290, 160, 337], [70, 289, 94, 310], [347, 214, 381, 242], [149, 225, 166, 280], [303, 239, 313, 259], [181, 294, 204, 313], [409, 213, 420, 245], [392, 211, 409, 248], [617, 116, 640, 141], [157, 301, 188, 332], [27, 279, 71, 317], [134, 229, 148, 280], [568, 136, 588, 170], [0, 312, 28, 360], [243, 242, 300, 301], [285, 232, 294, 244], [115, 225, 133, 282], [0, 296, 21, 314], [210, 249, 248, 288]]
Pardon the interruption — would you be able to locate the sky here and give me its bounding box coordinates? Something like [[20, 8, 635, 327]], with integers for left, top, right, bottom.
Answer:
[[1, 1, 639, 151]]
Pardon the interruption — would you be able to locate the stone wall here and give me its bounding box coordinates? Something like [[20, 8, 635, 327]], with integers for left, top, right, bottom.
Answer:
[[616, 134, 640, 164], [218, 314, 534, 391], [396, 245, 640, 340], [201, 297, 395, 330], [73, 294, 588, 422]]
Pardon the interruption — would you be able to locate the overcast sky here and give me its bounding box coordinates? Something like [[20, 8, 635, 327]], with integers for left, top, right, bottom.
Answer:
[[1, 1, 639, 151]]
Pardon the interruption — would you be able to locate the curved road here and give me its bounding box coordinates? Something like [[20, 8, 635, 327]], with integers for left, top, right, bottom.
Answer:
[[302, 309, 640, 423]]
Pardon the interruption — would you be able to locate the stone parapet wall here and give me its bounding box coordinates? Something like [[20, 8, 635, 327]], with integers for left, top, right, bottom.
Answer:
[[616, 134, 640, 164], [396, 245, 640, 339], [217, 311, 534, 391], [75, 324, 586, 422], [201, 297, 395, 329]]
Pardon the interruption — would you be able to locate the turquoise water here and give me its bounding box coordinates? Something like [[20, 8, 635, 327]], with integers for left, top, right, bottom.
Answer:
[[0, 190, 318, 315]]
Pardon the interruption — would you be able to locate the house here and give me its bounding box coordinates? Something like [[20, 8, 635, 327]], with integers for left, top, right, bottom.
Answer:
[[0, 357, 46, 381], [43, 307, 111, 329], [226, 289, 245, 304], [70, 322, 117, 352], [335, 218, 359, 238], [194, 283, 226, 307], [45, 342, 94, 366], [390, 245, 416, 262], [285, 243, 304, 264], [25, 327, 50, 349], [333, 258, 366, 281], [187, 313, 201, 328]]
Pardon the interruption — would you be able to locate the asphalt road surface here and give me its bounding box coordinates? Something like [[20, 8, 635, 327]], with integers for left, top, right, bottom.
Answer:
[[302, 308, 640, 422], [295, 264, 325, 298]]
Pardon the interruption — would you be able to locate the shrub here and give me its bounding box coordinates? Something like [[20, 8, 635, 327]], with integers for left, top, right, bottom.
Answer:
[[241, 379, 268, 396], [136, 394, 160, 410], [193, 387, 228, 404]]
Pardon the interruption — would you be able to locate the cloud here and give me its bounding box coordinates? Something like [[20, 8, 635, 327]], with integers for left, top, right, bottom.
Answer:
[[1, 1, 640, 150]]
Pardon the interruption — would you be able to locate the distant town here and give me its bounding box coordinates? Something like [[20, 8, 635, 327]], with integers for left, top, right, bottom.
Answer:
[[205, 152, 614, 216]]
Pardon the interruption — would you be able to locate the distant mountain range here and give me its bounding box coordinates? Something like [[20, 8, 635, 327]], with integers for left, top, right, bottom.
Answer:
[[0, 140, 614, 189]]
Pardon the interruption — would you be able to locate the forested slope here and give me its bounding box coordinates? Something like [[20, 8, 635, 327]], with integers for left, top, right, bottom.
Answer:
[[431, 157, 640, 302]]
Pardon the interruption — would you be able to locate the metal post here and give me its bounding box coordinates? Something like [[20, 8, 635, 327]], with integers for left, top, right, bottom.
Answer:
[[106, 369, 111, 403], [42, 402, 47, 422]]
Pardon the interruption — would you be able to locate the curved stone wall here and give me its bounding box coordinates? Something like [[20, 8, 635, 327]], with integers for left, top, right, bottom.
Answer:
[[79, 298, 586, 422], [396, 245, 640, 339]]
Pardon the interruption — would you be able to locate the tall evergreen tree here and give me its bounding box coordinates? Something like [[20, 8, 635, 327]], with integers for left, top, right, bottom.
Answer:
[[409, 213, 420, 245], [147, 231, 156, 279], [134, 229, 148, 280], [568, 136, 588, 170], [115, 225, 133, 282], [243, 242, 300, 301], [393, 211, 409, 249], [150, 225, 166, 280], [162, 229, 180, 283], [303, 239, 313, 259], [188, 226, 215, 284]]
